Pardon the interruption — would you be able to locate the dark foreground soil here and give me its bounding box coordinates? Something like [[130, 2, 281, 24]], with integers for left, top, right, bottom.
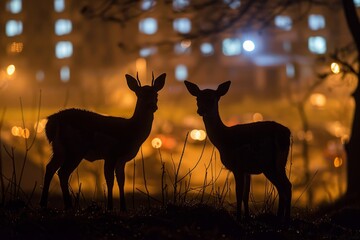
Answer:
[[0, 202, 359, 239]]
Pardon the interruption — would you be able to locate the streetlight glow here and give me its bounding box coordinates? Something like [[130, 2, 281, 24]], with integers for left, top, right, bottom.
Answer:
[[7, 64, 16, 76]]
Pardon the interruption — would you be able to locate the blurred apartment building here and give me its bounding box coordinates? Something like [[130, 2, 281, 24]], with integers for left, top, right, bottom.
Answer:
[[0, 0, 358, 107]]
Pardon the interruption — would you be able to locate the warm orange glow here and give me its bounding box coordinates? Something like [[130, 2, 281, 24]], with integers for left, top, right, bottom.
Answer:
[[151, 137, 162, 148], [8, 42, 24, 53], [7, 64, 16, 76], [22, 128, 30, 139], [11, 126, 20, 136], [252, 112, 263, 122], [11, 126, 30, 139], [34, 119, 48, 133], [310, 93, 326, 108], [190, 129, 206, 141], [334, 157, 343, 168], [330, 62, 340, 74]]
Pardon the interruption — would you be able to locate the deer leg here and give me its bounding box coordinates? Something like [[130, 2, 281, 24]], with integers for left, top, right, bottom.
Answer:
[[104, 160, 115, 210], [40, 154, 62, 207], [264, 170, 288, 219], [115, 161, 126, 212], [278, 171, 292, 221], [243, 174, 251, 219], [234, 172, 245, 220], [57, 157, 82, 209]]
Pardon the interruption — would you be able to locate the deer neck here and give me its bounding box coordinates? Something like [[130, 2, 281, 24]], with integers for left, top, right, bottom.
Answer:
[[202, 105, 227, 146], [131, 101, 155, 132]]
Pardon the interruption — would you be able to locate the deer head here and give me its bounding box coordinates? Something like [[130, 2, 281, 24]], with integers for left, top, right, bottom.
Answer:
[[126, 73, 166, 113], [184, 80, 231, 117]]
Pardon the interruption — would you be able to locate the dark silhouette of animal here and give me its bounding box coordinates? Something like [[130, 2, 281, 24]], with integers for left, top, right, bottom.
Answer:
[[184, 80, 292, 221], [40, 73, 166, 210]]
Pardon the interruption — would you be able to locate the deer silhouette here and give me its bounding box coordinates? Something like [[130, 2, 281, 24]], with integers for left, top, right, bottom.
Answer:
[[184, 80, 292, 221], [40, 73, 166, 211]]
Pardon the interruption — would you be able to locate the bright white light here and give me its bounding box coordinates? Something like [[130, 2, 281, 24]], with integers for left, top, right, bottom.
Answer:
[[6, 0, 22, 13], [175, 64, 188, 81], [55, 19, 72, 35], [243, 40, 255, 52], [139, 18, 158, 35], [308, 36, 326, 54], [6, 20, 23, 37], [222, 38, 241, 56], [54, 0, 65, 12], [55, 41, 73, 59], [173, 18, 191, 34], [274, 15, 292, 30], [308, 14, 325, 30]]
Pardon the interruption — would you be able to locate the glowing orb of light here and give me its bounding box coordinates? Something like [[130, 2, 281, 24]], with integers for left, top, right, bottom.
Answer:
[[190, 129, 206, 141], [243, 40, 255, 52], [330, 62, 340, 74], [151, 137, 162, 149], [7, 64, 16, 76]]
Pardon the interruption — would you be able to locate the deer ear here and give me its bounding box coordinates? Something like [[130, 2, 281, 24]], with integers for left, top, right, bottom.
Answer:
[[153, 73, 166, 92], [216, 81, 231, 96], [184, 81, 200, 96], [126, 74, 140, 92]]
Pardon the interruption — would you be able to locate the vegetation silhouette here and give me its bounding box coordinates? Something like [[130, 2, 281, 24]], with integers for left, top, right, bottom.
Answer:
[[184, 80, 292, 221], [40, 73, 166, 211]]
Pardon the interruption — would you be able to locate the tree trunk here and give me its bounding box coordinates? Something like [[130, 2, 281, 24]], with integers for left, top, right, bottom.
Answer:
[[342, 0, 360, 199]]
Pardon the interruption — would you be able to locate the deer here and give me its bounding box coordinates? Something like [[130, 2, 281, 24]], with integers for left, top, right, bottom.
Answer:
[[184, 80, 292, 221], [40, 73, 166, 211]]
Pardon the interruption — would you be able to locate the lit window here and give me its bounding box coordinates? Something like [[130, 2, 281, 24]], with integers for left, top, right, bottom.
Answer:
[[222, 38, 241, 56], [55, 19, 72, 35], [286, 63, 295, 78], [6, 0, 22, 13], [6, 20, 23, 37], [54, 0, 65, 12], [60, 66, 70, 82], [173, 18, 191, 34], [308, 14, 325, 30], [223, 0, 241, 9], [139, 18, 158, 35], [355, 0, 360, 7], [175, 64, 188, 81], [274, 15, 292, 30], [308, 36, 326, 54], [200, 43, 214, 56], [55, 41, 73, 58], [141, 0, 155, 10], [173, 0, 190, 10], [140, 47, 157, 57]]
